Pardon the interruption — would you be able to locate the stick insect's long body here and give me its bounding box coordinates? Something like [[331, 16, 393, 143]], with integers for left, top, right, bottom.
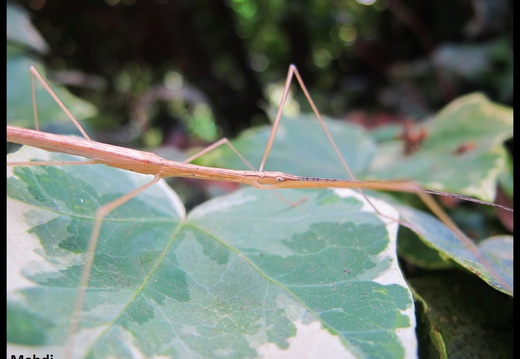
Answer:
[[7, 125, 419, 191], [8, 124, 509, 211]]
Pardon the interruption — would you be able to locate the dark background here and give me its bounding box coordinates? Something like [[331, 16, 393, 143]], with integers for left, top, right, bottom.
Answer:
[[12, 0, 513, 146]]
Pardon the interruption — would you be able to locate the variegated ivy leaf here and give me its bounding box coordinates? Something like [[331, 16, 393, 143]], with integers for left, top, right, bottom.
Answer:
[[8, 146, 417, 358]]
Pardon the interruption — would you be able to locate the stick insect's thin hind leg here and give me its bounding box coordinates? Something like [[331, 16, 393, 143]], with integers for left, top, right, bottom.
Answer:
[[24, 66, 167, 356], [65, 174, 163, 358]]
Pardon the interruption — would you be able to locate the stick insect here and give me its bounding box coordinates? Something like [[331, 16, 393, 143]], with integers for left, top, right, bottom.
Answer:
[[7, 65, 513, 358]]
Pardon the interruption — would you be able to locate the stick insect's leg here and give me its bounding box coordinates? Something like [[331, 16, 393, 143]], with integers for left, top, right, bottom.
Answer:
[[183, 138, 255, 170], [24, 67, 171, 353], [183, 137, 304, 206], [7, 67, 98, 168], [29, 66, 92, 141], [259, 65, 354, 177], [7, 159, 100, 167], [65, 174, 163, 358], [259, 64, 391, 215]]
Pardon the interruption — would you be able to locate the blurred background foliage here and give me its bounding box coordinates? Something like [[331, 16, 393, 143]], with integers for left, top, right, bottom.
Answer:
[[9, 0, 513, 148]]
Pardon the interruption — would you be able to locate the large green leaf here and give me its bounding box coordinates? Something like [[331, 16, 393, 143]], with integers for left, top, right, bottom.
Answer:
[[8, 147, 417, 358]]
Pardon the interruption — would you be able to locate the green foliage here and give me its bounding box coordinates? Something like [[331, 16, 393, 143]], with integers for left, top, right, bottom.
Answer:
[[6, 2, 513, 357], [7, 94, 513, 357]]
